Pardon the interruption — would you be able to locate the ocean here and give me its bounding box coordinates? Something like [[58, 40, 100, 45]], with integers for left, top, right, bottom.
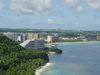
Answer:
[[41, 42, 100, 75]]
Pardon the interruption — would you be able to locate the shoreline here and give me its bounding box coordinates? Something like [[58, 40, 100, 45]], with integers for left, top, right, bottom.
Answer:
[[48, 41, 100, 45], [35, 62, 51, 75], [35, 41, 100, 75], [35, 52, 56, 75]]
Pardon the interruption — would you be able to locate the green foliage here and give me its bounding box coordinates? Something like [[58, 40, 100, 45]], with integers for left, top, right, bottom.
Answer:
[[59, 32, 80, 38], [58, 31, 98, 40], [0, 34, 49, 75], [46, 47, 62, 54], [85, 35, 97, 40], [50, 47, 62, 54], [7, 59, 46, 75]]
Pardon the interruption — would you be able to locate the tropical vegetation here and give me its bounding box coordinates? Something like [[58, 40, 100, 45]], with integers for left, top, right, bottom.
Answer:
[[0, 34, 49, 75]]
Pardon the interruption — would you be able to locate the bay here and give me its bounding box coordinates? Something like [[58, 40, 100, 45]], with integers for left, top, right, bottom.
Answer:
[[41, 42, 100, 75]]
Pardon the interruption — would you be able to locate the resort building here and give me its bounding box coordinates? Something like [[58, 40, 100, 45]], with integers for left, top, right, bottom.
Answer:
[[47, 36, 59, 43], [28, 33, 40, 40], [17, 36, 21, 41], [3, 32, 17, 41], [17, 34, 28, 42], [20, 39, 45, 50], [21, 34, 28, 42], [97, 35, 100, 40]]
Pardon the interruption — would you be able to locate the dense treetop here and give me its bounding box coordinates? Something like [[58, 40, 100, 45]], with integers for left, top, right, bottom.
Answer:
[[0, 34, 49, 75]]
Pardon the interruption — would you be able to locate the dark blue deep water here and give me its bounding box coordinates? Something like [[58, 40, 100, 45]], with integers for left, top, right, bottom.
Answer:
[[41, 42, 100, 75]]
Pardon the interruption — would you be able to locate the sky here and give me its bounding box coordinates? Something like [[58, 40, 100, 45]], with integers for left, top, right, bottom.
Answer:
[[0, 0, 100, 30]]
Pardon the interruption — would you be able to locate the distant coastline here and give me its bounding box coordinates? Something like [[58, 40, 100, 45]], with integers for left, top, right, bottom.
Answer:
[[48, 41, 100, 45]]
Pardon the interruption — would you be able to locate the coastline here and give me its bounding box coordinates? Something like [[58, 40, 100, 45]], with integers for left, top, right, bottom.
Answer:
[[48, 41, 100, 45], [35, 62, 51, 75], [35, 41, 100, 75], [35, 52, 56, 75]]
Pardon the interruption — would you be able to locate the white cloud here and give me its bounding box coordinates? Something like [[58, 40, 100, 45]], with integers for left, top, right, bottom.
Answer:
[[76, 6, 86, 12], [62, 0, 79, 7], [85, 0, 100, 9], [47, 19, 54, 23], [62, 0, 100, 12], [62, 0, 86, 13], [0, 0, 100, 14], [10, 0, 54, 15]]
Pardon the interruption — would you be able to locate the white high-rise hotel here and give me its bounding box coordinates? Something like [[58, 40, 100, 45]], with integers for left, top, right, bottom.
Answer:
[[20, 39, 45, 50], [20, 33, 45, 50]]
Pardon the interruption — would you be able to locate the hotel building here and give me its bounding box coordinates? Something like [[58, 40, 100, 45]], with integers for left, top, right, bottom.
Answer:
[[20, 39, 45, 50], [28, 33, 40, 40]]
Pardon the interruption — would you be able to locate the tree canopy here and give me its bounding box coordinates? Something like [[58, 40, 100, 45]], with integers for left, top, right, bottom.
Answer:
[[0, 34, 49, 75]]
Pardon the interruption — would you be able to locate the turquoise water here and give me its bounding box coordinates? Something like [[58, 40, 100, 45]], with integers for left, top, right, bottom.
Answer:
[[41, 42, 100, 75]]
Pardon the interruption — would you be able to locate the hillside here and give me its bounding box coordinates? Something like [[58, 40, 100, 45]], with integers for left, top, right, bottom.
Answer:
[[0, 34, 49, 75]]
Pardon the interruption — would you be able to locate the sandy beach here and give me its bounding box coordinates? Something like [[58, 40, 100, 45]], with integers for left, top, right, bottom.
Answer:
[[48, 52, 56, 55], [35, 62, 51, 75]]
